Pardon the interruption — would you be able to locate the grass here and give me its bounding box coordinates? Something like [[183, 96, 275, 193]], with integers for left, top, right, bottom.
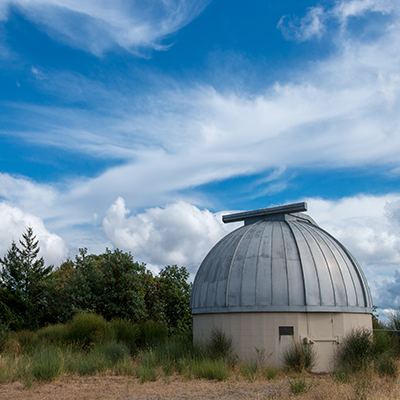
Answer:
[[288, 376, 310, 394], [282, 341, 318, 373], [0, 315, 399, 400]]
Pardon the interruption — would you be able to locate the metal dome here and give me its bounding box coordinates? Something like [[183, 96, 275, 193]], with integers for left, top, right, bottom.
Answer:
[[191, 202, 373, 314]]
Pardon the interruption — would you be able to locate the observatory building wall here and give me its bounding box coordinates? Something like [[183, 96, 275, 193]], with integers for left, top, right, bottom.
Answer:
[[193, 312, 372, 372]]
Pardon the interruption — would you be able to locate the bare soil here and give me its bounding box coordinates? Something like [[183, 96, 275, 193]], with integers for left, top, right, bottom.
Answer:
[[1, 374, 400, 400]]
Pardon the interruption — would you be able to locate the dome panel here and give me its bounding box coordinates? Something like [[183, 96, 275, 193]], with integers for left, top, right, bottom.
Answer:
[[190, 206, 373, 314]]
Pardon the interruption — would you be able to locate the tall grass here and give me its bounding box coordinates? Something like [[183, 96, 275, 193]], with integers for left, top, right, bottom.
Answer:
[[282, 341, 317, 373], [30, 344, 63, 381]]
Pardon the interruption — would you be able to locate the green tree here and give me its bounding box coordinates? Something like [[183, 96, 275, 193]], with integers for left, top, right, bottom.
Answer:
[[147, 265, 192, 335], [61, 248, 148, 322], [0, 227, 54, 330]]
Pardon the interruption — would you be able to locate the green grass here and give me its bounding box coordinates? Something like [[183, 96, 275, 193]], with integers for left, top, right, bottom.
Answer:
[[30, 344, 63, 381], [191, 358, 230, 381], [282, 341, 317, 373]]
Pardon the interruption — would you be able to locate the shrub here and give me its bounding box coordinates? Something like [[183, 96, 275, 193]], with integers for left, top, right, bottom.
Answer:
[[282, 341, 317, 373], [93, 341, 129, 365], [110, 319, 139, 355], [136, 320, 168, 349], [67, 313, 112, 349], [4, 330, 36, 355], [335, 328, 374, 371], [35, 324, 70, 347], [375, 352, 398, 378], [207, 328, 235, 361]]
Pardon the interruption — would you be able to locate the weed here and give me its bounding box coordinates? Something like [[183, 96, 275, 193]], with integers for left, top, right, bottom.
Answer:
[[240, 360, 258, 381], [262, 366, 279, 380], [282, 341, 317, 373], [288, 376, 310, 395]]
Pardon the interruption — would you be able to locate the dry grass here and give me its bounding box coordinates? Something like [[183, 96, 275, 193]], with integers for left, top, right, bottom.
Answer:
[[1, 369, 400, 400]]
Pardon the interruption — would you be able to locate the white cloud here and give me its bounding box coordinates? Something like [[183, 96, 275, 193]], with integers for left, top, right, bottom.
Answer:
[[278, 6, 326, 42], [103, 197, 240, 273], [278, 0, 399, 42], [0, 202, 68, 266], [1, 0, 209, 56]]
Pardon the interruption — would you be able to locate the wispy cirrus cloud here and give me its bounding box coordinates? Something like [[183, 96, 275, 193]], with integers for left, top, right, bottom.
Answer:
[[1, 0, 209, 56], [278, 0, 399, 42]]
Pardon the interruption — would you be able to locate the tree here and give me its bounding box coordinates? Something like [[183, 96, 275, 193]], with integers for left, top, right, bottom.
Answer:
[[61, 248, 149, 322], [0, 227, 54, 330], [144, 265, 192, 334]]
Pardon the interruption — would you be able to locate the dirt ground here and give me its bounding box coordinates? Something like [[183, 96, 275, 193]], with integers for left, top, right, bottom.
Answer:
[[1, 374, 400, 400]]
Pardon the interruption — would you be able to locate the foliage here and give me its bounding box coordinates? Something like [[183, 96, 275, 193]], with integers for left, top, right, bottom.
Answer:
[[334, 327, 399, 381], [387, 307, 400, 332], [0, 227, 193, 334], [66, 312, 112, 349], [61, 248, 148, 323], [0, 227, 54, 330], [207, 327, 235, 361], [282, 341, 317, 373], [335, 328, 374, 371], [155, 265, 192, 334]]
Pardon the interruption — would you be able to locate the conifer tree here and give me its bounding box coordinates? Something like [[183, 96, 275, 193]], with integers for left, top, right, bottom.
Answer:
[[0, 227, 53, 330]]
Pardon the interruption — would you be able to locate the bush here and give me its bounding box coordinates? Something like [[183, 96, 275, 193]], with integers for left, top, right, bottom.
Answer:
[[95, 341, 129, 365], [207, 328, 235, 361], [282, 341, 317, 373], [136, 320, 168, 349], [110, 319, 139, 355], [35, 324, 70, 347], [67, 313, 112, 349], [4, 330, 36, 355], [375, 352, 398, 378], [335, 328, 374, 371]]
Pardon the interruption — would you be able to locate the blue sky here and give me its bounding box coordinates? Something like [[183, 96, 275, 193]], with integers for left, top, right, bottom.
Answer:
[[1, 0, 400, 312]]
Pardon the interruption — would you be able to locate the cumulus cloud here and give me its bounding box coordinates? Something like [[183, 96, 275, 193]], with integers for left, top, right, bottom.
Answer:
[[103, 197, 240, 273], [0, 202, 68, 265], [1, 0, 209, 56]]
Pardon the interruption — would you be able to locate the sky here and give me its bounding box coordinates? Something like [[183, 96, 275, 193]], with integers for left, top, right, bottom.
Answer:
[[0, 0, 400, 313]]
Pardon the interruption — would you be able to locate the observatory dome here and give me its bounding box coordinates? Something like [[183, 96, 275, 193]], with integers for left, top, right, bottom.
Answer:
[[191, 203, 373, 315]]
